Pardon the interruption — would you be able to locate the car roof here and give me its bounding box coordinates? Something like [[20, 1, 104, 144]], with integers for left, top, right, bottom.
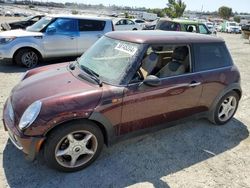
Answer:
[[105, 30, 224, 44], [159, 18, 202, 25], [46, 14, 112, 21]]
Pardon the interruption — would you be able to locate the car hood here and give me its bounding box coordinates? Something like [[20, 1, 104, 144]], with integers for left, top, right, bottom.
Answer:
[[0, 29, 42, 37], [10, 65, 102, 118]]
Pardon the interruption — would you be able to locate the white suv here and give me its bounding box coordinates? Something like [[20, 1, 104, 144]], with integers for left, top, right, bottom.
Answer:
[[0, 15, 114, 67]]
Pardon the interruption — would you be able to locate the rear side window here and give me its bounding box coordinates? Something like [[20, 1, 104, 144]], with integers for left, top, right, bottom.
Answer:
[[193, 43, 232, 71], [78, 19, 106, 31], [155, 20, 181, 31], [198, 24, 209, 34]]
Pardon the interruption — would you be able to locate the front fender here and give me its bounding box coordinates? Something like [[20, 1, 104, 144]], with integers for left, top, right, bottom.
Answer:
[[10, 38, 44, 58]]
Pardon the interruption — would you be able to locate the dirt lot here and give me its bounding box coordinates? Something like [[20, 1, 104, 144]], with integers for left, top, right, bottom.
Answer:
[[0, 31, 250, 188]]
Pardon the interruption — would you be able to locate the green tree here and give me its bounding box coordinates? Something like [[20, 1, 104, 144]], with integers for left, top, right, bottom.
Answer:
[[234, 16, 241, 23], [218, 6, 232, 19], [165, 0, 186, 18], [148, 8, 165, 17]]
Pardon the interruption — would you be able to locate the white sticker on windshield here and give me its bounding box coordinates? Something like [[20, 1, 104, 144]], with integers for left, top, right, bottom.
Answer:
[[115, 43, 138, 55]]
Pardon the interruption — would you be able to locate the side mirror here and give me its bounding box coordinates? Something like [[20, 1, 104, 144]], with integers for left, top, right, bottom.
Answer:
[[46, 26, 56, 35], [143, 75, 161, 87]]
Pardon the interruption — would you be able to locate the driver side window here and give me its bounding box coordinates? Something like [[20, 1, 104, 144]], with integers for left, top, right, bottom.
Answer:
[[131, 44, 191, 83], [47, 18, 78, 34]]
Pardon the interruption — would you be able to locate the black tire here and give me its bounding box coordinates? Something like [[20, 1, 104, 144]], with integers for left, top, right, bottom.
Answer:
[[132, 28, 137, 30], [210, 91, 239, 125], [14, 48, 40, 68], [44, 120, 104, 172]]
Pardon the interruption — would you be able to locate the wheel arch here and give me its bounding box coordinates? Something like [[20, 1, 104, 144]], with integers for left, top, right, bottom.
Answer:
[[208, 83, 242, 121], [40, 114, 116, 151], [13, 46, 43, 63]]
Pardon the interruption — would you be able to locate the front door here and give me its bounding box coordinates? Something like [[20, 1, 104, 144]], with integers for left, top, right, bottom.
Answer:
[[43, 18, 78, 58], [119, 73, 203, 135]]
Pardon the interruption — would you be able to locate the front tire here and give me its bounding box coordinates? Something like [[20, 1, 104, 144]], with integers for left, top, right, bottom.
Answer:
[[44, 121, 104, 172], [15, 48, 40, 68], [210, 91, 239, 125]]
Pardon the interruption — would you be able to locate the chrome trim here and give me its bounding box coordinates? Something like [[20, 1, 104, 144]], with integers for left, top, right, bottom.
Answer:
[[189, 82, 201, 87], [7, 128, 23, 150]]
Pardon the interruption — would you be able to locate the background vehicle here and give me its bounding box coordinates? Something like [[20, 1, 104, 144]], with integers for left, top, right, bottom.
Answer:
[[113, 18, 142, 30], [242, 24, 250, 42], [0, 15, 113, 67], [155, 19, 212, 35], [205, 21, 217, 34], [3, 31, 241, 172], [142, 18, 159, 30], [139, 12, 157, 21], [221, 21, 241, 33], [132, 19, 147, 27], [0, 15, 44, 31]]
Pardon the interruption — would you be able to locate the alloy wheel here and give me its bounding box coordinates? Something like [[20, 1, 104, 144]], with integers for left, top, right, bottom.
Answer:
[[55, 130, 98, 168], [21, 51, 38, 68], [218, 96, 237, 122]]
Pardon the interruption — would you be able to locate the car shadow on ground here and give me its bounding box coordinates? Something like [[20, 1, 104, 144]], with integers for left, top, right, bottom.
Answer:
[[0, 57, 76, 73], [3, 118, 249, 188]]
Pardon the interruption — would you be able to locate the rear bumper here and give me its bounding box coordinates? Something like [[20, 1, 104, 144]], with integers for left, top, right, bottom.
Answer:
[[2, 100, 45, 161]]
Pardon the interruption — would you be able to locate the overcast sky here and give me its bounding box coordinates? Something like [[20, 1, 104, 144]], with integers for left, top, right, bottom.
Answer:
[[51, 0, 250, 13]]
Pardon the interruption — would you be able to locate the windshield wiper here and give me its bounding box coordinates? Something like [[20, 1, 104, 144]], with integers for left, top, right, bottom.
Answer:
[[80, 64, 103, 87]]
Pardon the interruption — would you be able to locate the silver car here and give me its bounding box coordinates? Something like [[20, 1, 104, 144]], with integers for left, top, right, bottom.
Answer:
[[0, 15, 114, 67]]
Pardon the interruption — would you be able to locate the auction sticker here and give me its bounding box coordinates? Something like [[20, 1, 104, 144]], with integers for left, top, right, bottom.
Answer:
[[115, 43, 138, 55]]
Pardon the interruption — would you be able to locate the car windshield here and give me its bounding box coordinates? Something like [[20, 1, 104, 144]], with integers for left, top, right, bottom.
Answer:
[[77, 36, 142, 85], [229, 23, 236, 26], [26, 17, 53, 32]]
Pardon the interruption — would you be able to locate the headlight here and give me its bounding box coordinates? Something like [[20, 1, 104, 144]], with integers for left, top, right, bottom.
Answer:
[[0, 37, 16, 44], [19, 101, 42, 130]]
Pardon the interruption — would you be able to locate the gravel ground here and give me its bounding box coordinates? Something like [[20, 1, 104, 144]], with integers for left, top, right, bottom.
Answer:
[[0, 32, 250, 188]]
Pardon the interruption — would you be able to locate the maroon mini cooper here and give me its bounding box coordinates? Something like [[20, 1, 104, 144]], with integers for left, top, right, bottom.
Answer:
[[3, 31, 241, 172]]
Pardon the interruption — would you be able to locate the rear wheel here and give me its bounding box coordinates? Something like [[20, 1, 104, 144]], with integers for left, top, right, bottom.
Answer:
[[15, 48, 40, 68], [210, 91, 239, 125], [44, 121, 104, 172]]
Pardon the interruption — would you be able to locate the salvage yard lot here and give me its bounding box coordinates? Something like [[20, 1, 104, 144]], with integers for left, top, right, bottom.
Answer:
[[0, 32, 250, 188]]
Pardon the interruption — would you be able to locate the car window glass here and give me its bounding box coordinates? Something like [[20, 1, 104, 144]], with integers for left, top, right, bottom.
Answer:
[[78, 19, 105, 31], [48, 18, 77, 33], [193, 43, 232, 71], [198, 24, 208, 34], [31, 17, 40, 22], [185, 24, 197, 32], [78, 37, 142, 85], [131, 44, 191, 83], [155, 21, 181, 31], [136, 20, 144, 23], [127, 20, 134, 25]]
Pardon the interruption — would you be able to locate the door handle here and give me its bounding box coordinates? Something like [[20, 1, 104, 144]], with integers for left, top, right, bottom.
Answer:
[[189, 81, 201, 87]]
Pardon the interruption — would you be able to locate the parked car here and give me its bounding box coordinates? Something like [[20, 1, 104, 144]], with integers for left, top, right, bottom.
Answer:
[[3, 31, 241, 172], [155, 18, 212, 35], [204, 21, 217, 34], [113, 18, 141, 31], [0, 15, 44, 31], [142, 18, 159, 30], [132, 19, 147, 27], [0, 15, 113, 67], [241, 24, 250, 42], [220, 21, 241, 34]]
